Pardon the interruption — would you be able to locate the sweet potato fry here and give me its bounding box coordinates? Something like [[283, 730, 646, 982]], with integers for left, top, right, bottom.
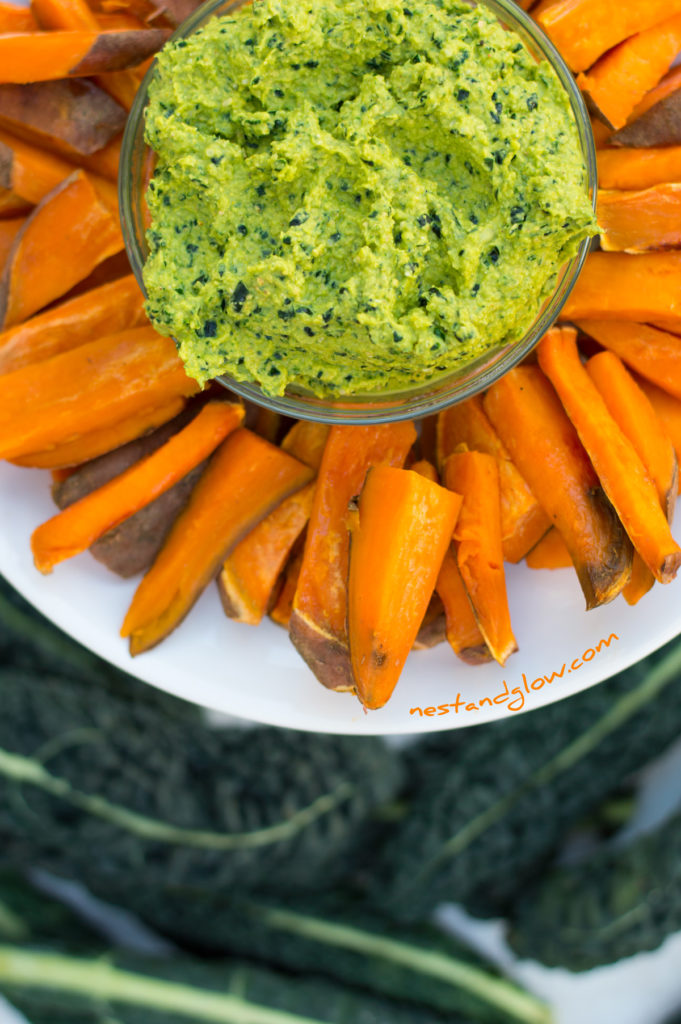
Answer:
[[60, 249, 131, 301], [347, 466, 461, 709], [637, 379, 681, 492], [0, 29, 168, 84], [280, 420, 330, 471], [411, 456, 491, 663], [0, 217, 24, 272], [0, 169, 123, 327], [538, 327, 681, 584], [577, 14, 681, 130], [625, 65, 681, 124], [219, 480, 316, 626], [269, 544, 303, 629], [0, 274, 145, 375], [586, 351, 678, 521], [30, 0, 145, 110], [0, 189, 31, 218], [50, 403, 200, 576], [0, 2, 38, 30], [435, 546, 492, 664], [0, 80, 125, 159], [613, 71, 681, 149], [586, 351, 679, 604], [77, 132, 121, 179], [32, 401, 244, 573], [536, 0, 681, 73], [597, 147, 681, 191], [484, 364, 633, 609], [10, 398, 186, 469], [525, 528, 572, 570], [52, 405, 197, 506], [443, 450, 516, 667], [437, 396, 550, 563], [218, 421, 331, 625], [575, 320, 681, 403], [0, 325, 199, 460], [597, 184, 681, 253], [121, 429, 314, 654], [98, 11, 147, 28], [562, 252, 681, 332], [0, 132, 117, 211], [412, 594, 446, 650], [289, 421, 417, 693]]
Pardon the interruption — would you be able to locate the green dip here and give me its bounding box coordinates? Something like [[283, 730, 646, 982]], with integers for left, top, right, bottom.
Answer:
[[143, 0, 596, 397]]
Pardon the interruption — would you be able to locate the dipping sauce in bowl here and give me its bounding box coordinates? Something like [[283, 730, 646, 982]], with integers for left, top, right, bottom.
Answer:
[[122, 0, 597, 421]]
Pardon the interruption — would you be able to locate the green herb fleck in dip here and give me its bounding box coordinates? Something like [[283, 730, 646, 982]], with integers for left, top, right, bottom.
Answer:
[[143, 0, 596, 397]]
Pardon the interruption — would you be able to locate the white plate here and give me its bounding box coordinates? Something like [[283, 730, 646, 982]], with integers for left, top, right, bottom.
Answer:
[[1, 460, 680, 735]]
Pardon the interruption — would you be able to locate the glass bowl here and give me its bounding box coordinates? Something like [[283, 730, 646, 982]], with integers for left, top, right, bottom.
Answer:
[[119, 0, 596, 425]]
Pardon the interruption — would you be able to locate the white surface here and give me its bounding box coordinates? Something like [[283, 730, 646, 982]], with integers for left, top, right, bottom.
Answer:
[[1, 460, 681, 735]]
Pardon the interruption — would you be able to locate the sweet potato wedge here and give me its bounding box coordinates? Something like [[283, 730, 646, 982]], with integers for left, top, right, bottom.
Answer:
[[597, 147, 681, 191], [597, 184, 681, 253], [586, 351, 678, 521], [586, 351, 678, 605], [436, 396, 550, 563], [410, 457, 488, 661], [52, 405, 197, 506], [562, 252, 681, 332], [0, 189, 31, 218], [12, 399, 186, 469], [269, 543, 304, 629], [412, 594, 447, 651], [0, 170, 123, 327], [525, 529, 573, 570], [625, 65, 681, 125], [435, 546, 492, 664], [280, 420, 330, 471], [289, 422, 417, 692], [484, 364, 633, 609], [347, 466, 461, 709], [536, 0, 681, 73], [218, 419, 329, 625], [637, 379, 681, 491], [122, 429, 314, 654], [538, 327, 681, 584], [0, 2, 38, 30], [77, 132, 121, 179], [0, 80, 125, 159], [0, 217, 24, 272], [219, 480, 316, 626], [444, 450, 517, 667], [575, 320, 681, 403], [52, 404, 202, 576], [577, 13, 681, 130], [0, 29, 169, 84], [30, 0, 147, 111], [0, 274, 145, 375], [0, 131, 117, 210], [0, 325, 199, 461], [613, 82, 681, 149], [32, 401, 244, 573]]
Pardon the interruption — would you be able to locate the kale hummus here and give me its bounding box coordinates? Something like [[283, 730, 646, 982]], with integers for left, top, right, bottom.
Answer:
[[143, 0, 596, 397]]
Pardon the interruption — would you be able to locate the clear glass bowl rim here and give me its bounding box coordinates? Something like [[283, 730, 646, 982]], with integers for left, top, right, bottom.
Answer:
[[119, 0, 597, 425]]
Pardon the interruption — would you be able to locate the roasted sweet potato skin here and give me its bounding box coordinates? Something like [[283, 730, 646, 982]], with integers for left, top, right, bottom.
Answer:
[[52, 404, 201, 576], [0, 80, 126, 158]]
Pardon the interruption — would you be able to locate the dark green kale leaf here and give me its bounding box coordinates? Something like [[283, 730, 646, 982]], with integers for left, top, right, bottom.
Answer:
[[115, 887, 550, 1024], [508, 808, 681, 970], [370, 636, 681, 920], [0, 667, 402, 895]]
